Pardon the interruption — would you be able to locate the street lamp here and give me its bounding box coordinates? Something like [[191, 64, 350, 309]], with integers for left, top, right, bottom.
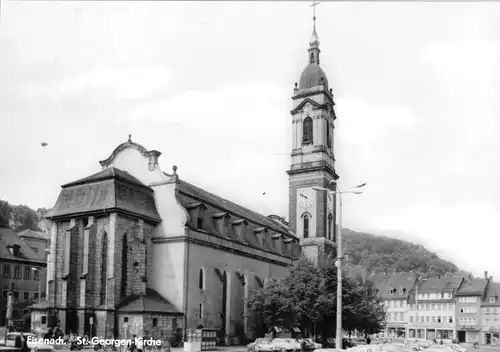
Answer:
[[313, 181, 366, 350], [32, 267, 43, 303], [414, 274, 425, 346]]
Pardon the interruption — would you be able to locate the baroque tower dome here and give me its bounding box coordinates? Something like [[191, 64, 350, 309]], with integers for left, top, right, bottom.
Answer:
[[298, 19, 329, 90]]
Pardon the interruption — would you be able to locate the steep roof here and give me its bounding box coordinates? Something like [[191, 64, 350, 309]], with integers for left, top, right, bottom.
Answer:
[[456, 277, 488, 296], [176, 179, 293, 237], [17, 229, 49, 241], [47, 167, 161, 223], [417, 276, 464, 292], [116, 288, 181, 314], [366, 274, 390, 296], [0, 228, 46, 262], [482, 281, 500, 307], [380, 272, 417, 299], [62, 167, 147, 188]]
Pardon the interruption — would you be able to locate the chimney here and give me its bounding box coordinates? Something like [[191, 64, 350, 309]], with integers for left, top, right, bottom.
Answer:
[[468, 274, 472, 283], [490, 276, 493, 282], [485, 271, 488, 280]]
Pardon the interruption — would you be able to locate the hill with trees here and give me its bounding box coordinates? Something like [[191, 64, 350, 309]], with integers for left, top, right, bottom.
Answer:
[[342, 229, 471, 279], [0, 199, 45, 231]]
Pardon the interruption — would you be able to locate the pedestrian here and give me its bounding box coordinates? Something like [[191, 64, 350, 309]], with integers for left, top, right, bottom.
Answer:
[[21, 333, 30, 352], [130, 335, 137, 352]]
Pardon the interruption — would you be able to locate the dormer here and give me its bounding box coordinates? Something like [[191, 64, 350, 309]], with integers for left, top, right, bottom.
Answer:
[[254, 227, 268, 248], [212, 212, 231, 238], [283, 238, 294, 256], [389, 287, 396, 295], [231, 219, 248, 243], [186, 202, 207, 230], [489, 296, 498, 303], [7, 244, 21, 257], [271, 233, 283, 253]]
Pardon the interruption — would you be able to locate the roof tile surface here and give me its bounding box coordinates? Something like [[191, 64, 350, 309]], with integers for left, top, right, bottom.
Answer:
[[0, 228, 45, 262]]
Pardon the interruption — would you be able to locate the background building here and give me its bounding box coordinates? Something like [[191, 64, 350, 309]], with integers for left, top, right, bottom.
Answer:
[[0, 227, 47, 328], [407, 276, 463, 341], [455, 273, 489, 343], [379, 272, 417, 338], [480, 278, 499, 345]]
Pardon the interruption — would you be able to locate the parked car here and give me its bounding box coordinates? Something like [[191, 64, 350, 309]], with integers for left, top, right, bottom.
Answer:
[[323, 338, 357, 349], [5, 332, 55, 352], [272, 338, 298, 352], [449, 344, 467, 352], [290, 339, 302, 351], [248, 338, 275, 352], [302, 339, 322, 350]]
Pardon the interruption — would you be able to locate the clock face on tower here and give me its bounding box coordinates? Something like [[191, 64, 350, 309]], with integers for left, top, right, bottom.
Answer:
[[298, 188, 315, 209]]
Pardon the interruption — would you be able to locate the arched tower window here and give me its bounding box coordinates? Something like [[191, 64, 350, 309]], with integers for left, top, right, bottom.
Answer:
[[100, 232, 108, 305], [303, 117, 313, 143], [303, 215, 310, 238], [199, 268, 205, 290], [310, 52, 315, 64], [120, 234, 128, 298], [328, 214, 333, 240]]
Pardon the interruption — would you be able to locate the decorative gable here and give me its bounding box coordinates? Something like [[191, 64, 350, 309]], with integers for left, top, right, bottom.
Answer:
[[290, 98, 324, 115]]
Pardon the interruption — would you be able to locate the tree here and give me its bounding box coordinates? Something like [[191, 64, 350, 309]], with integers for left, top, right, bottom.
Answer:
[[11, 205, 40, 232], [247, 257, 387, 340], [246, 278, 295, 334], [0, 200, 11, 228], [285, 257, 325, 332]]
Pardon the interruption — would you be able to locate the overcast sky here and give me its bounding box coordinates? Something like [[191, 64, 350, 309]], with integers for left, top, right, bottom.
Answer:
[[1, 1, 499, 278]]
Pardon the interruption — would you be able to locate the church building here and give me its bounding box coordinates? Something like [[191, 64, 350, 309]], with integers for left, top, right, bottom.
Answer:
[[33, 12, 340, 345]]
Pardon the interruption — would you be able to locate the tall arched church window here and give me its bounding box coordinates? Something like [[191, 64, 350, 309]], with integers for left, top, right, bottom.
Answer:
[[303, 215, 310, 238], [199, 268, 205, 290], [303, 117, 313, 143], [121, 234, 128, 297], [328, 214, 333, 240], [310, 52, 315, 64], [100, 232, 108, 305]]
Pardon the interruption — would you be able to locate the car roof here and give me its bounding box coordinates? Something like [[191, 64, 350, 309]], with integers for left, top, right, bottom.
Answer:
[[8, 332, 35, 336]]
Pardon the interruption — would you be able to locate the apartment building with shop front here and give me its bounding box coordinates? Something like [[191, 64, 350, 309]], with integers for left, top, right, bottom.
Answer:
[[380, 272, 417, 338], [0, 227, 47, 327], [406, 276, 463, 341], [455, 273, 489, 343], [480, 279, 500, 345]]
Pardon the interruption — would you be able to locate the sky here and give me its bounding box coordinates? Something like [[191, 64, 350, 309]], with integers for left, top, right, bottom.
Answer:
[[0, 1, 499, 279]]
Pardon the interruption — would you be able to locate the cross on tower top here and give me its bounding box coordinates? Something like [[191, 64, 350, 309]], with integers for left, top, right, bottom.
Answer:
[[310, 1, 320, 22]]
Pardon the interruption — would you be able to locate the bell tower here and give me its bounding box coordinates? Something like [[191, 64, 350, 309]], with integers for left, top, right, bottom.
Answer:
[[287, 5, 339, 266]]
